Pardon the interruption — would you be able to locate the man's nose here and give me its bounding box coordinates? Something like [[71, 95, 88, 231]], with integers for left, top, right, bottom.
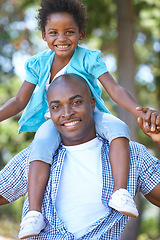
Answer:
[[62, 105, 73, 118]]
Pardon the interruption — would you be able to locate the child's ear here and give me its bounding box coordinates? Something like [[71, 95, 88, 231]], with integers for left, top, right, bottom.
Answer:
[[79, 31, 85, 40], [42, 31, 47, 41]]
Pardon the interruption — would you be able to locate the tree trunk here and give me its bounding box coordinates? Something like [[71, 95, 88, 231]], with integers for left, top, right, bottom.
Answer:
[[117, 0, 138, 141], [117, 1, 141, 239]]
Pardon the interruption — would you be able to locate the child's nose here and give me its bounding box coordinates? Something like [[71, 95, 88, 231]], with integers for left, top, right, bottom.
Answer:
[[58, 34, 66, 42]]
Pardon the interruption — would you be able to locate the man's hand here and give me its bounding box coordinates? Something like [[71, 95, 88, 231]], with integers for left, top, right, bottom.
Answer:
[[137, 107, 160, 144]]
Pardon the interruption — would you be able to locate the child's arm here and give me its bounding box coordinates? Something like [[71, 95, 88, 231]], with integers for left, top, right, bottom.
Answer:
[[98, 72, 141, 118], [0, 81, 36, 122], [98, 72, 160, 134]]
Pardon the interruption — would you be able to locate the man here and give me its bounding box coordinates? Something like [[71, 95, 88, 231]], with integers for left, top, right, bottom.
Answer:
[[0, 74, 160, 239]]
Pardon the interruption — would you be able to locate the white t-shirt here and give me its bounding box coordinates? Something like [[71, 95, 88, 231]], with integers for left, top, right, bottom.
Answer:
[[55, 137, 108, 238]]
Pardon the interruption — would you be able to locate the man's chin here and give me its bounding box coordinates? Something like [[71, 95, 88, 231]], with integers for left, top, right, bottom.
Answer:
[[61, 132, 96, 146], [61, 132, 87, 146]]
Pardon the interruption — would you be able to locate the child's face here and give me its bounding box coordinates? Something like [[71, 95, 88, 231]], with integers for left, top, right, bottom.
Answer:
[[42, 12, 85, 60]]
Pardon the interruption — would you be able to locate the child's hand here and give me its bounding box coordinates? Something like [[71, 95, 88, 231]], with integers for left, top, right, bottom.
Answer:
[[136, 107, 160, 133], [137, 116, 160, 145]]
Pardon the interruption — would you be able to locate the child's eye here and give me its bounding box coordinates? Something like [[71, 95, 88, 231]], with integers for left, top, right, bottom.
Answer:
[[49, 31, 57, 35], [66, 30, 74, 35]]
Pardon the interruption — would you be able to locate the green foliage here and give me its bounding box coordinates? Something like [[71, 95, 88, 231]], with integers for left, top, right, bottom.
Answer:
[[0, 2, 35, 230], [0, 218, 19, 238], [84, 0, 116, 34], [139, 217, 160, 239], [0, 76, 34, 163], [0, 198, 24, 238], [0, 198, 24, 222]]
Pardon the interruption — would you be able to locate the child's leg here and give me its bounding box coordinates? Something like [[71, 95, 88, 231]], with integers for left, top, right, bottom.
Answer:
[[94, 111, 138, 218], [95, 111, 130, 191], [29, 119, 61, 164], [18, 120, 61, 239], [109, 137, 130, 191], [19, 161, 49, 239], [28, 119, 61, 212], [28, 161, 50, 212]]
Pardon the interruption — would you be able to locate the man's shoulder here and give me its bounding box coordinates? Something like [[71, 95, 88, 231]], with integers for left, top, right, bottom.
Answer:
[[101, 139, 148, 161], [129, 141, 148, 155]]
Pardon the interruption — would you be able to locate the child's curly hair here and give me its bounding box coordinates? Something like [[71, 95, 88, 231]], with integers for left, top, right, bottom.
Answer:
[[37, 0, 88, 33]]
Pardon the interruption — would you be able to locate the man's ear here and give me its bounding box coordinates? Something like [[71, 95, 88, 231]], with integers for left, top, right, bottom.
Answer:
[[79, 30, 85, 40], [42, 31, 47, 41], [91, 97, 95, 112]]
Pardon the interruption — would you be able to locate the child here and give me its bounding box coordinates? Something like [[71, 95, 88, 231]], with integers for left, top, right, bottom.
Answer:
[[0, 0, 152, 238]]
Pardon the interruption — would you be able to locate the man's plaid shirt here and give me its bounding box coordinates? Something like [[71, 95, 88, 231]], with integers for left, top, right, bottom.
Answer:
[[0, 137, 160, 239]]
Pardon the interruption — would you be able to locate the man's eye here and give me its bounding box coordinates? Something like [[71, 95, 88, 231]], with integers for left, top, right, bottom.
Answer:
[[73, 100, 82, 105], [52, 105, 60, 110]]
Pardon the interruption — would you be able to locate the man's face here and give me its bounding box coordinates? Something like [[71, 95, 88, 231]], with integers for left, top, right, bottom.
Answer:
[[47, 75, 96, 146]]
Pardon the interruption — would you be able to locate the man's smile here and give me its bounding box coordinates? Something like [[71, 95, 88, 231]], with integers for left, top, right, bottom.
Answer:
[[62, 120, 81, 127]]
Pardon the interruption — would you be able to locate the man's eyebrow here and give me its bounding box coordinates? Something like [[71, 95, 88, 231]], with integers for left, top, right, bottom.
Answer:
[[49, 95, 83, 106], [49, 100, 60, 106], [69, 95, 83, 100]]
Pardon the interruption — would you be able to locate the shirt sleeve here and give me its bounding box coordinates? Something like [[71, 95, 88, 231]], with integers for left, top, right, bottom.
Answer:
[[24, 55, 41, 85], [84, 49, 108, 79], [0, 145, 30, 202], [137, 144, 160, 195]]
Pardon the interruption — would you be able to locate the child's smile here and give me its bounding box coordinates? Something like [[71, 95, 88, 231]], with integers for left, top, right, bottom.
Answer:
[[42, 12, 84, 61], [55, 44, 71, 50]]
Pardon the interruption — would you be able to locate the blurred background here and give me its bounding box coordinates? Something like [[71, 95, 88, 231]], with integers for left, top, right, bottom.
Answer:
[[0, 0, 160, 239]]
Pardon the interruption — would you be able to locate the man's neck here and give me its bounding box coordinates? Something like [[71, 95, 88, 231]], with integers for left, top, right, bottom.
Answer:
[[62, 136, 97, 147]]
